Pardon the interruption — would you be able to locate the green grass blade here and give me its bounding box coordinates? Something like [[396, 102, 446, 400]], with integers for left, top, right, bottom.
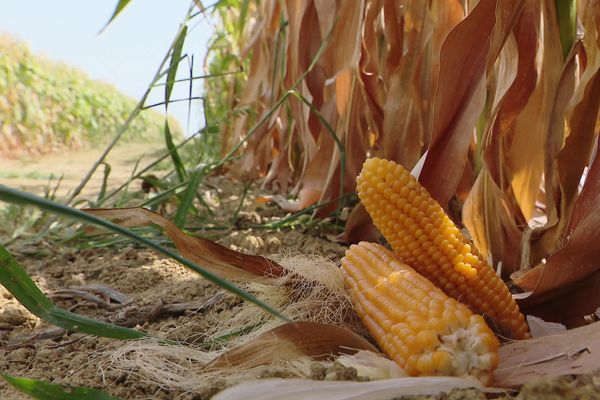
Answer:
[[0, 185, 290, 322], [100, 0, 132, 33], [1, 373, 123, 400], [166, 25, 188, 106], [0, 244, 147, 340], [555, 0, 577, 59], [174, 169, 203, 227], [96, 162, 112, 205], [164, 120, 187, 182]]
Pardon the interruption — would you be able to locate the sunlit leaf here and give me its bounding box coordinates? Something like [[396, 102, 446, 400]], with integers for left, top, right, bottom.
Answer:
[[173, 168, 202, 227], [100, 0, 132, 33], [207, 321, 378, 369], [84, 207, 287, 281], [164, 120, 187, 182], [165, 25, 188, 107]]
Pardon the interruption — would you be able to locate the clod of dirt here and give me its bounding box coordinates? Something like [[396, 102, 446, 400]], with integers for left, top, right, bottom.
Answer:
[[0, 304, 30, 328], [309, 361, 370, 382]]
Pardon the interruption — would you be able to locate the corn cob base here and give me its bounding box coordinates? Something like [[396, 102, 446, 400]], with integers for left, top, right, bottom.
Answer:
[[341, 242, 500, 385]]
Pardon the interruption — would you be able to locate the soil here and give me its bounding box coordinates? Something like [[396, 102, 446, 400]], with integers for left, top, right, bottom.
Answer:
[[0, 141, 165, 199], [1, 146, 600, 399]]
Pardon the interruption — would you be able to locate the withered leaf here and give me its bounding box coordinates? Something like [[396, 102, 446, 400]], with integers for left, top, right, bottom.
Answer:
[[84, 207, 286, 281]]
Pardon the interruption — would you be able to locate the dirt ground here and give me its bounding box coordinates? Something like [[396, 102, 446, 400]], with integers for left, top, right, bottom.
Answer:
[[0, 142, 165, 199], [1, 146, 600, 399]]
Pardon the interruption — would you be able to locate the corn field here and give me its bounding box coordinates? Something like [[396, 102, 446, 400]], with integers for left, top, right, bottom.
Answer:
[[0, 34, 175, 157]]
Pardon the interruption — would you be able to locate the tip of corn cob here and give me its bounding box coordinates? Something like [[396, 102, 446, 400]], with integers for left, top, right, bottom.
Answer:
[[356, 157, 531, 340], [341, 242, 500, 385]]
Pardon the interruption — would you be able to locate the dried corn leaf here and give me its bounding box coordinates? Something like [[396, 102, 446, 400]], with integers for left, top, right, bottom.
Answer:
[[84, 208, 286, 281], [339, 203, 379, 244], [420, 0, 524, 207], [483, 1, 539, 186], [207, 321, 378, 369], [375, 2, 464, 170], [534, 1, 600, 258], [519, 269, 600, 327], [514, 144, 600, 297], [513, 4, 600, 303], [462, 169, 523, 276], [495, 321, 600, 387], [213, 377, 486, 400]]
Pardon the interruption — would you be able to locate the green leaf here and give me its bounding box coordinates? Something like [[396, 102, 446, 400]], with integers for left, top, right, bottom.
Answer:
[[0, 243, 147, 340], [174, 168, 203, 227], [555, 0, 577, 59], [164, 120, 187, 181], [165, 25, 188, 107], [96, 162, 112, 205], [1, 373, 123, 400], [0, 184, 289, 322], [100, 0, 132, 33]]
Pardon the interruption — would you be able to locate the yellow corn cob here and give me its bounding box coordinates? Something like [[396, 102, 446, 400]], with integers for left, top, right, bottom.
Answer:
[[341, 242, 500, 385], [356, 157, 530, 340]]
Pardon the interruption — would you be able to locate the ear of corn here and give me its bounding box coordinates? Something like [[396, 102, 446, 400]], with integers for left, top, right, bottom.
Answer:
[[341, 242, 500, 385], [356, 157, 530, 340]]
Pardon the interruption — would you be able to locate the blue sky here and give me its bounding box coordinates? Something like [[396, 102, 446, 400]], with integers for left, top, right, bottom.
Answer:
[[0, 1, 213, 136]]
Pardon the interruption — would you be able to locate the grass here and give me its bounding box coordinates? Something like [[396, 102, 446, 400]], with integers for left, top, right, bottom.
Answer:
[[0, 170, 54, 180]]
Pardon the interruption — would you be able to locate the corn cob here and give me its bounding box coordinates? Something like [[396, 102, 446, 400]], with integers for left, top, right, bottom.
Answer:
[[341, 242, 500, 385], [356, 157, 530, 340]]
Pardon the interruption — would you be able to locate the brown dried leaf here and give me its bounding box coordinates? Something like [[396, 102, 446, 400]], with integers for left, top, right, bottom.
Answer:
[[335, 68, 353, 116], [483, 2, 538, 186], [207, 321, 379, 369], [535, 1, 600, 257], [213, 377, 486, 400], [83, 207, 286, 281], [340, 203, 379, 244], [462, 169, 523, 276], [519, 269, 600, 327], [514, 145, 600, 296], [378, 2, 463, 170], [420, 0, 524, 207], [495, 321, 600, 387], [513, 4, 600, 301]]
